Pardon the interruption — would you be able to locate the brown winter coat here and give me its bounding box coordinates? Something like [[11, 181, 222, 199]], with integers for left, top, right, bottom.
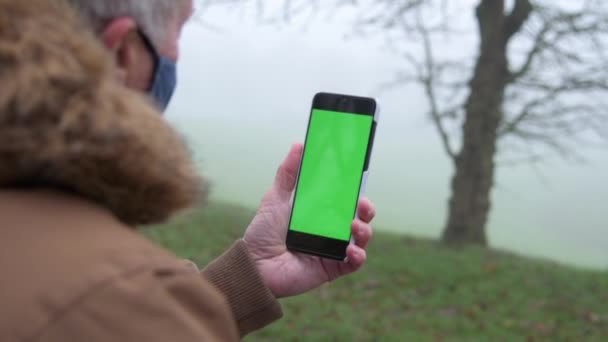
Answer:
[[0, 0, 281, 341]]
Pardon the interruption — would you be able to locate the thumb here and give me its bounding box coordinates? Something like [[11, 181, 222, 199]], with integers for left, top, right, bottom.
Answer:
[[274, 143, 303, 194]]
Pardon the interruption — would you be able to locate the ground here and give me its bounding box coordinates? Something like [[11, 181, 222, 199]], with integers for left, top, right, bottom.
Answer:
[[144, 202, 608, 341]]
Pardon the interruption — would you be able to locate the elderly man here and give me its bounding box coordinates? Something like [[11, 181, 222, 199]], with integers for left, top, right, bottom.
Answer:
[[0, 0, 375, 341]]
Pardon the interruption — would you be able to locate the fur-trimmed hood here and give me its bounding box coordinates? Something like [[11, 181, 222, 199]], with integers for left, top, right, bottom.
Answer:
[[0, 0, 205, 225]]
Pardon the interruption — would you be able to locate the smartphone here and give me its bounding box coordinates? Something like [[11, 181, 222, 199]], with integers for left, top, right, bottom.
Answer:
[[286, 92, 378, 261]]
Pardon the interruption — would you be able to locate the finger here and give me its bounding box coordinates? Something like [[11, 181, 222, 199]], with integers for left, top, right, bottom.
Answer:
[[274, 143, 304, 194], [357, 197, 376, 223], [345, 245, 367, 271], [352, 219, 373, 249]]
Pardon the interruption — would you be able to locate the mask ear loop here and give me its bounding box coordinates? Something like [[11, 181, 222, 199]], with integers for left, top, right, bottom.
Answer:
[[137, 30, 160, 91]]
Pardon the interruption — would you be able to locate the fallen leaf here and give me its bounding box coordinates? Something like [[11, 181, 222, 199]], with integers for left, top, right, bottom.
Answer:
[[586, 312, 601, 324], [484, 262, 498, 273]]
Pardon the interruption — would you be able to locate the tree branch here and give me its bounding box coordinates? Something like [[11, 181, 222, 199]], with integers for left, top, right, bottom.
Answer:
[[509, 7, 608, 82], [500, 74, 608, 137], [414, 10, 457, 162], [508, 22, 551, 82], [504, 0, 533, 41]]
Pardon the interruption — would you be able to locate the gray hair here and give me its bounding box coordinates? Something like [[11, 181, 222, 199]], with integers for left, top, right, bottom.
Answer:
[[66, 0, 186, 47]]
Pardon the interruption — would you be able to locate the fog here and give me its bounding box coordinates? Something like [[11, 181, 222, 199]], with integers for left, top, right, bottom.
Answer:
[[165, 8, 608, 269]]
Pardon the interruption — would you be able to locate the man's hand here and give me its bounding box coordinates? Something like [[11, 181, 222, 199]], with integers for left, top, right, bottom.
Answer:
[[243, 143, 375, 298]]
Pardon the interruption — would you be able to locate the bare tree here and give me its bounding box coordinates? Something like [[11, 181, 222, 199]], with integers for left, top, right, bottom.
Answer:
[[202, 0, 608, 246]]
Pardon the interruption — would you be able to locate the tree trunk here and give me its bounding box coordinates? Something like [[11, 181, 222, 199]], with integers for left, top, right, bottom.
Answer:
[[441, 0, 510, 245]]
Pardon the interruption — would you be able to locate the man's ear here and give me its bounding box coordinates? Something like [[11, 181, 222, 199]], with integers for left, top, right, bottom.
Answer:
[[99, 17, 138, 82]]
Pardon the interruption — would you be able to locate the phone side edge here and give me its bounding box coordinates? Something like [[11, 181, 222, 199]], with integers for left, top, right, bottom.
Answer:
[[350, 99, 380, 250]]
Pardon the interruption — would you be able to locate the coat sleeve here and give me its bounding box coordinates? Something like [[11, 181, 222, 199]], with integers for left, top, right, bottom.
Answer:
[[37, 264, 241, 342], [201, 239, 283, 336]]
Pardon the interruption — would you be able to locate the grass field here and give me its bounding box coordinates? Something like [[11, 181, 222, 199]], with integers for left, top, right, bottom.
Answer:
[[145, 202, 608, 341]]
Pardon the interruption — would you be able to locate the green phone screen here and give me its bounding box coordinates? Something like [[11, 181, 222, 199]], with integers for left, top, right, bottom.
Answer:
[[289, 109, 373, 241]]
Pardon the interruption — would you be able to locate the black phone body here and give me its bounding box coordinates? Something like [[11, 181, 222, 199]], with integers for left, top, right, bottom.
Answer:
[[286, 92, 378, 261]]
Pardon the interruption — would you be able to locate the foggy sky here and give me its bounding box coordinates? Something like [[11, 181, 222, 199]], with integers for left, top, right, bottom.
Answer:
[[166, 4, 608, 269]]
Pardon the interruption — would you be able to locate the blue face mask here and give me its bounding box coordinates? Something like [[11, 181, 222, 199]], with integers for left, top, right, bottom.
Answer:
[[149, 56, 177, 111], [140, 31, 177, 111]]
